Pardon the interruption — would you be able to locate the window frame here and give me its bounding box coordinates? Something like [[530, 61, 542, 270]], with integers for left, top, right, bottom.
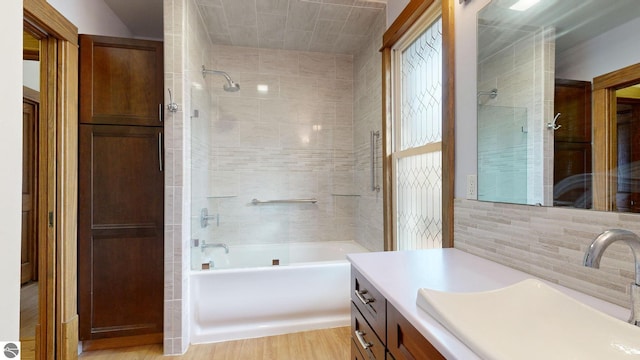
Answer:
[[381, 0, 455, 250]]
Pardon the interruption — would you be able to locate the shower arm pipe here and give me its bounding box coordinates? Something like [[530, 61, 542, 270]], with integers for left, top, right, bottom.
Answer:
[[371, 130, 380, 192], [251, 198, 318, 205], [202, 65, 233, 83]]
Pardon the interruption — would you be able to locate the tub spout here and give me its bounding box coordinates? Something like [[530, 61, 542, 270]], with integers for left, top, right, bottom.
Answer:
[[202, 241, 229, 254], [584, 229, 640, 325]]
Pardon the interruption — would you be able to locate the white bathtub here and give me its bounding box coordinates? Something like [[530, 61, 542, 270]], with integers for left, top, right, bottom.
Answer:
[[190, 241, 369, 344]]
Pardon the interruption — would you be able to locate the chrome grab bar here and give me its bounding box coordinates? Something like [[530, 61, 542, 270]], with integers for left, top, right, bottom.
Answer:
[[251, 198, 317, 205], [354, 289, 373, 305], [370, 130, 380, 192], [355, 330, 372, 350]]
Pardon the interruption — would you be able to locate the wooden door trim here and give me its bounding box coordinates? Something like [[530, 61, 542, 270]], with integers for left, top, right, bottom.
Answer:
[[381, 0, 455, 250], [592, 63, 640, 211], [23, 0, 77, 46], [23, 0, 78, 359]]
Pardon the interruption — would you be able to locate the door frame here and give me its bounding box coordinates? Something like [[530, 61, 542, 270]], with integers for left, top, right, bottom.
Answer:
[[592, 62, 640, 211], [23, 0, 78, 358]]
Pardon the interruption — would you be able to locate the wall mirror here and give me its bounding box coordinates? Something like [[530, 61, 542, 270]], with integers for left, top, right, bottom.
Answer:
[[476, 0, 640, 211]]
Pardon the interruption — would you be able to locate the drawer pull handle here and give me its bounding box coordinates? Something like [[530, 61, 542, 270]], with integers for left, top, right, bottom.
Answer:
[[355, 289, 373, 305], [355, 330, 372, 350]]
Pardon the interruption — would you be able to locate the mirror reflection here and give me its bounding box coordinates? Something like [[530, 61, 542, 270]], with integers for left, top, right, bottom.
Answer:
[[477, 0, 640, 211]]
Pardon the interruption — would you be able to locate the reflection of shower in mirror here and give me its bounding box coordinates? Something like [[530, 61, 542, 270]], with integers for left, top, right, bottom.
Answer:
[[477, 88, 498, 99]]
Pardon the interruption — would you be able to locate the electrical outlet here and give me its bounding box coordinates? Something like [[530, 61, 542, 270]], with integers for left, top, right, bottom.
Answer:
[[467, 174, 477, 200]]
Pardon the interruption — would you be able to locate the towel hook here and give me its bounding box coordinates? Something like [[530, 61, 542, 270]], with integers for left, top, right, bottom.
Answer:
[[547, 113, 561, 131], [167, 88, 178, 112]]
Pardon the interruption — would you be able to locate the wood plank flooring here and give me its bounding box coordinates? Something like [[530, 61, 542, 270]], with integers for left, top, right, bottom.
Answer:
[[20, 282, 38, 360], [20, 282, 38, 338], [79, 327, 351, 360]]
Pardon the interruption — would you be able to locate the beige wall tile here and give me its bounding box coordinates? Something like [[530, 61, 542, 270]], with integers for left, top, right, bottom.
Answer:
[[299, 52, 337, 78], [455, 199, 640, 309]]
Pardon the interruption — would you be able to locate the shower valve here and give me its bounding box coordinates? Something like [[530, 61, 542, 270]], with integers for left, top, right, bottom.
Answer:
[[200, 208, 219, 228]]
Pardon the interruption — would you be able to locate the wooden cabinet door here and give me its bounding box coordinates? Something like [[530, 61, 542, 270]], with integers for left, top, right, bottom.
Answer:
[[78, 124, 164, 341], [79, 35, 163, 126], [554, 79, 592, 143], [554, 79, 592, 207], [387, 304, 444, 360]]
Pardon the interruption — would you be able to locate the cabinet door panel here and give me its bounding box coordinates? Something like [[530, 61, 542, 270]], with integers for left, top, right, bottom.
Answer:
[[554, 79, 592, 143], [553, 79, 593, 208], [79, 35, 163, 126], [387, 303, 444, 360], [78, 124, 164, 340]]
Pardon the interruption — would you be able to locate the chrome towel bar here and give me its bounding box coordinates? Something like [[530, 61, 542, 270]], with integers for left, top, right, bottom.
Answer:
[[251, 198, 318, 205]]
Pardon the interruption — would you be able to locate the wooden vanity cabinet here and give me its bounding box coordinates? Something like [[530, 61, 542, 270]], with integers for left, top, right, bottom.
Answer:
[[351, 302, 386, 360], [351, 266, 445, 360]]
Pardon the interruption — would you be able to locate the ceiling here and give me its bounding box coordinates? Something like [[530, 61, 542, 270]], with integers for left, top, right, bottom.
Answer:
[[103, 0, 164, 39], [478, 0, 640, 60], [103, 0, 387, 54]]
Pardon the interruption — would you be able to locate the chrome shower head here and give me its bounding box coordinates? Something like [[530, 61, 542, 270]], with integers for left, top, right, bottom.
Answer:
[[202, 65, 240, 92], [223, 82, 240, 92]]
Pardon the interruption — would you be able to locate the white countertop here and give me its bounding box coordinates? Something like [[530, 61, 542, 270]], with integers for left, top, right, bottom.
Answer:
[[347, 248, 630, 360]]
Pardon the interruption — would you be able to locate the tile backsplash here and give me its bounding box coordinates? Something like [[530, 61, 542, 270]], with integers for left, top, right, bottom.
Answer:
[[455, 198, 640, 308]]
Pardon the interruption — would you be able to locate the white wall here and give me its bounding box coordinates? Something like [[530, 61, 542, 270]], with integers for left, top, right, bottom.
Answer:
[[47, 0, 132, 37], [0, 0, 24, 341], [386, 0, 409, 28], [556, 16, 640, 81], [23, 61, 39, 91]]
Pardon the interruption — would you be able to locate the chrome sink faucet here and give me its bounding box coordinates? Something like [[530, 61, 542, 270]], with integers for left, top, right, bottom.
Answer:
[[201, 240, 229, 254], [584, 229, 640, 326]]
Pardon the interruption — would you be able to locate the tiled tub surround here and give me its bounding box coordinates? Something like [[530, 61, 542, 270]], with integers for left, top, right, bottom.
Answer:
[[353, 10, 385, 252], [455, 198, 640, 308], [165, 0, 387, 353], [201, 45, 359, 252]]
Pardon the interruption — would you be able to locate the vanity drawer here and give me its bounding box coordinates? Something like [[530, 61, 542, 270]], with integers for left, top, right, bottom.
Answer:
[[387, 303, 445, 360], [351, 302, 386, 360], [351, 266, 386, 338]]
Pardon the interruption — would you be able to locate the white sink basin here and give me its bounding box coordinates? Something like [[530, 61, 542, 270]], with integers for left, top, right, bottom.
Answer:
[[417, 279, 640, 359]]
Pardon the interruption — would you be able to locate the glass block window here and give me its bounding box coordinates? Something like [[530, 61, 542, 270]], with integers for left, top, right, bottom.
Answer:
[[393, 15, 443, 250]]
